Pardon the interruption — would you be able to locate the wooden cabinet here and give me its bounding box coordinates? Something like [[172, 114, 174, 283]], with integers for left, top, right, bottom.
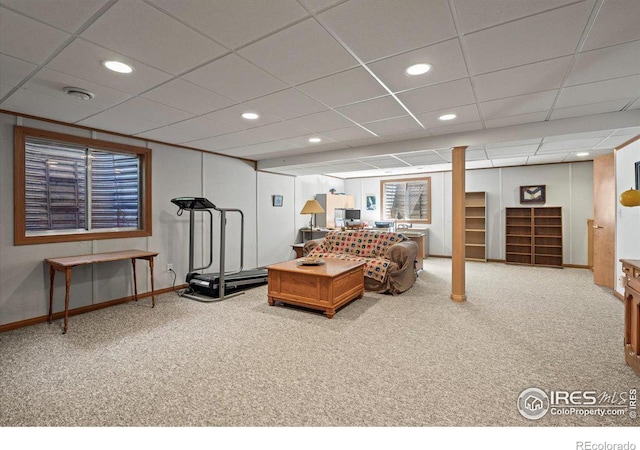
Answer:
[[465, 192, 487, 262], [621, 259, 640, 377], [316, 194, 354, 228], [505, 207, 563, 268]]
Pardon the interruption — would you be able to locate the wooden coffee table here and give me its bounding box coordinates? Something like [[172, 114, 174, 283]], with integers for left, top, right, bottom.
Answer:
[[267, 258, 365, 318]]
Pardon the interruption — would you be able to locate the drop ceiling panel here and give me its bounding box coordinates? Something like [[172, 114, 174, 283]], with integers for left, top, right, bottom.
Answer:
[[0, 0, 109, 32], [2, 87, 106, 123], [242, 89, 326, 120], [466, 160, 494, 169], [537, 138, 604, 154], [98, 97, 194, 128], [46, 39, 172, 95], [200, 104, 281, 130], [186, 130, 265, 151], [297, 67, 388, 108], [490, 156, 529, 167], [566, 40, 640, 86], [485, 144, 540, 158], [0, 7, 70, 64], [321, 126, 375, 141], [551, 99, 632, 120], [479, 90, 557, 119], [224, 140, 300, 159], [396, 78, 475, 114], [367, 39, 468, 93], [148, 0, 308, 49], [484, 111, 549, 129], [250, 121, 310, 141], [595, 134, 639, 149], [77, 106, 165, 134], [544, 130, 612, 142], [136, 116, 243, 143], [394, 151, 447, 165], [81, 0, 227, 75], [183, 54, 288, 103], [452, 0, 577, 34], [415, 104, 481, 129], [429, 121, 484, 136], [318, 0, 456, 62], [282, 134, 337, 148], [357, 156, 410, 168], [611, 126, 640, 137], [298, 0, 344, 13], [141, 79, 235, 115], [336, 95, 407, 123], [134, 124, 209, 144], [486, 138, 543, 149], [473, 56, 572, 102], [564, 148, 611, 161], [462, 1, 594, 75], [435, 148, 488, 162], [527, 153, 570, 164], [1, 83, 14, 98], [581, 0, 640, 51], [362, 116, 423, 136], [288, 110, 355, 133], [238, 18, 357, 85], [0, 54, 37, 87], [322, 161, 376, 172], [555, 75, 640, 108]]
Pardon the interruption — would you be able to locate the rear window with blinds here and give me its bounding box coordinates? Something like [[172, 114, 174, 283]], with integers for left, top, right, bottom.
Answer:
[[15, 126, 151, 245], [381, 177, 431, 223]]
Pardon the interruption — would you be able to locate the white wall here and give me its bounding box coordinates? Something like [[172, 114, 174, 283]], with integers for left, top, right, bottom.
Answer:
[[257, 172, 296, 266], [615, 140, 640, 295], [344, 161, 594, 263], [294, 174, 344, 241]]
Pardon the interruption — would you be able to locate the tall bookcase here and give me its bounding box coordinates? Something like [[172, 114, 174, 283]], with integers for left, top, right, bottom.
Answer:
[[465, 192, 487, 262], [505, 207, 562, 268]]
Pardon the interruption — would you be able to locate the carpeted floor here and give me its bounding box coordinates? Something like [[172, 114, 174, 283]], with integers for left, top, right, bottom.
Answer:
[[0, 258, 637, 427]]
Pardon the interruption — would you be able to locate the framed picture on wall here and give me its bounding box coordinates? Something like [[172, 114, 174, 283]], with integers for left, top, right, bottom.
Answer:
[[520, 185, 546, 204], [366, 195, 376, 210], [272, 195, 283, 207]]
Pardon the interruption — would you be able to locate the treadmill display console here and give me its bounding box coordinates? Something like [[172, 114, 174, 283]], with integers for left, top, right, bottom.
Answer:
[[171, 197, 216, 210]]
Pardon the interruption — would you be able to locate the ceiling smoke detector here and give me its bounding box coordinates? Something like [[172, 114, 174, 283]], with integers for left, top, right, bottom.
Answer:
[[63, 87, 95, 100]]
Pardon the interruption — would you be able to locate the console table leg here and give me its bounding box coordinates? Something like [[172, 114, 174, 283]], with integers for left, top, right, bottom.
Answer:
[[131, 258, 138, 302], [149, 257, 155, 308], [48, 266, 55, 324], [63, 268, 71, 334]]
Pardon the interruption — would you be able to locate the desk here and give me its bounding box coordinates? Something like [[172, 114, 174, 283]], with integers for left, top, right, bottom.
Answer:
[[301, 228, 330, 242], [45, 249, 158, 333]]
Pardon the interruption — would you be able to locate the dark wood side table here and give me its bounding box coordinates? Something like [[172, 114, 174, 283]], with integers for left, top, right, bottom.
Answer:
[[292, 243, 305, 258], [622, 259, 640, 376]]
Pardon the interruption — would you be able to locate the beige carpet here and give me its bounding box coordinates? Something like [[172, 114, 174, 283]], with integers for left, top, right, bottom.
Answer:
[[0, 258, 637, 427]]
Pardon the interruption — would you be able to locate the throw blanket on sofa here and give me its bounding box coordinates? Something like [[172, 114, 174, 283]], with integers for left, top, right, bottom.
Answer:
[[306, 230, 403, 283]]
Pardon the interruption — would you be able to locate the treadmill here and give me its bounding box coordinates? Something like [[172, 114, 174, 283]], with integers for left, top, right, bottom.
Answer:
[[171, 197, 268, 301]]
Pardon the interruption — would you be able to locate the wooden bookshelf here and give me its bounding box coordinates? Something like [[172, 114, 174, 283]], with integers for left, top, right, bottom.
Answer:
[[465, 192, 487, 262], [505, 207, 562, 268]]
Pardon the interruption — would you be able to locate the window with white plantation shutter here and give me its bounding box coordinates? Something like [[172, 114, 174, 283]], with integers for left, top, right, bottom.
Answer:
[[381, 177, 431, 224], [15, 126, 152, 245]]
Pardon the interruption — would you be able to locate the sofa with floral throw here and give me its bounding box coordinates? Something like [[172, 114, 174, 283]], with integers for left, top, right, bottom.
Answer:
[[302, 230, 418, 294]]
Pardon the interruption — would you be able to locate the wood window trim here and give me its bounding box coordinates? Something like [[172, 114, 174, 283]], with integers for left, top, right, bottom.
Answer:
[[380, 177, 432, 225], [14, 126, 152, 245]]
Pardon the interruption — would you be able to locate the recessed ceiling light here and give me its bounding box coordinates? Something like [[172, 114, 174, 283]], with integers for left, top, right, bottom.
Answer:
[[63, 87, 94, 100], [405, 63, 432, 76], [103, 60, 133, 74], [308, 137, 322, 143], [241, 112, 259, 120], [576, 152, 589, 156], [438, 113, 457, 121]]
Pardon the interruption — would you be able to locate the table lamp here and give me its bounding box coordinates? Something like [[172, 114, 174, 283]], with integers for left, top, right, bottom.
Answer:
[[300, 199, 325, 229]]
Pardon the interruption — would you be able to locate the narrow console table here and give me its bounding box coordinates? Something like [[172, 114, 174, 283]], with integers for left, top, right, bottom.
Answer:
[[45, 249, 158, 333]]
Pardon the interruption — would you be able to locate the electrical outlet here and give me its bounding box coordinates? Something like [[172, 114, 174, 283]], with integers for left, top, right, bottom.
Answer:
[[167, 263, 173, 271]]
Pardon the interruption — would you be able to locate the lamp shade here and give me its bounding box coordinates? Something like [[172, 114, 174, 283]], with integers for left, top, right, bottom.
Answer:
[[619, 188, 640, 207], [300, 199, 325, 214]]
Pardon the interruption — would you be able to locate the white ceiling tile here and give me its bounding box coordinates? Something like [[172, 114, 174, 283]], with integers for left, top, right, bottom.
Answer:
[[463, 1, 595, 75], [282, 134, 337, 148], [46, 39, 172, 95], [142, 79, 235, 115], [486, 138, 543, 148], [629, 99, 640, 110], [0, 7, 70, 63], [473, 56, 572, 102], [101, 97, 194, 128], [480, 90, 557, 120], [186, 130, 266, 150], [368, 39, 469, 93], [564, 148, 612, 161], [318, 0, 456, 62], [594, 135, 636, 149], [243, 89, 326, 120], [612, 126, 640, 137], [336, 96, 407, 124], [484, 111, 549, 129], [544, 130, 612, 142], [183, 54, 288, 102], [428, 163, 453, 172], [415, 104, 481, 129], [238, 18, 357, 85], [0, 82, 13, 98], [537, 137, 605, 154], [357, 156, 410, 169], [81, 0, 227, 75], [452, 0, 577, 34], [224, 140, 301, 159], [566, 40, 640, 87], [555, 75, 640, 108], [288, 110, 355, 132], [321, 126, 375, 141], [20, 67, 132, 109], [297, 67, 387, 107], [428, 121, 484, 137], [134, 124, 206, 145], [1, 0, 109, 33], [149, 0, 308, 49], [582, 0, 640, 51], [200, 104, 282, 130], [298, 0, 344, 13], [466, 160, 493, 169], [435, 148, 488, 162], [134, 116, 243, 143], [2, 86, 104, 122], [362, 116, 423, 136], [0, 53, 37, 87], [396, 78, 475, 114], [394, 151, 447, 165], [77, 107, 163, 134], [250, 121, 309, 141], [491, 156, 529, 167], [486, 144, 540, 158], [551, 98, 632, 120], [527, 153, 570, 164]]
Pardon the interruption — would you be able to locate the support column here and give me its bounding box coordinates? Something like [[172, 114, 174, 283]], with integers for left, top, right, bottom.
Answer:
[[451, 146, 467, 302]]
